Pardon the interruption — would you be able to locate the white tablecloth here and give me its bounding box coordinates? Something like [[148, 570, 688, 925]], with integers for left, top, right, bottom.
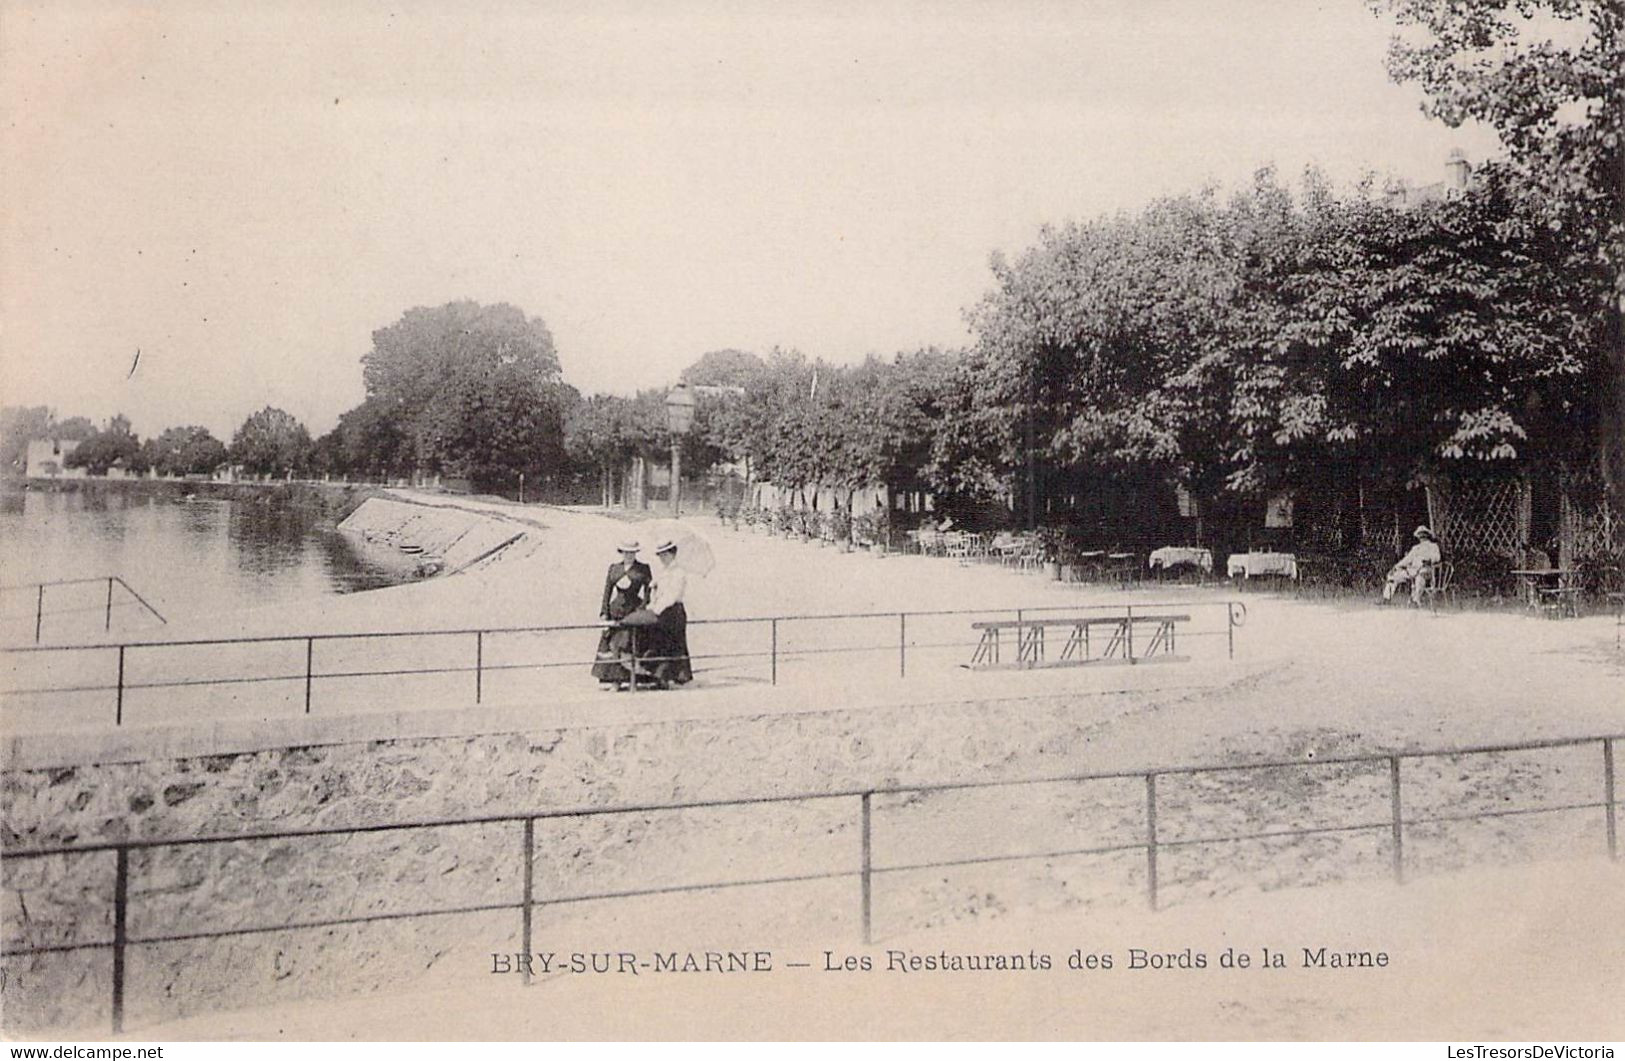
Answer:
[[1148, 546, 1213, 573], [1226, 551, 1298, 579]]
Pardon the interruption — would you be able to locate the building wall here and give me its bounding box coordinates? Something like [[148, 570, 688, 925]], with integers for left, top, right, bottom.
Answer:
[[23, 439, 83, 478]]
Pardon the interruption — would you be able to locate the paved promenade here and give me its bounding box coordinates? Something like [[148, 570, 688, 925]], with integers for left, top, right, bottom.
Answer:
[[3, 495, 1622, 759]]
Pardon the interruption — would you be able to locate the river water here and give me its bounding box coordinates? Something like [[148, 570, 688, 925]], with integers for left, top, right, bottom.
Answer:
[[0, 486, 414, 642]]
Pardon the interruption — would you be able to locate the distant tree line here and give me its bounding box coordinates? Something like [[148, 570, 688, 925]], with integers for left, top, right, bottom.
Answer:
[[7, 159, 1611, 520], [1, 405, 301, 479], [7, 1, 1616, 529]]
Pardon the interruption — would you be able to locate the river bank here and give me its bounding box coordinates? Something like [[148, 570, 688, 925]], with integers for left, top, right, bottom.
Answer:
[[0, 480, 413, 647], [2, 475, 385, 522]]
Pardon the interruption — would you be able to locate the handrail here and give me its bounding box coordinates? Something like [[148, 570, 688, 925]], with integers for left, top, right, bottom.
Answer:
[[1, 731, 1616, 1034], [1, 598, 1242, 654], [0, 599, 1251, 725], [0, 576, 129, 592], [1, 575, 166, 643], [112, 576, 166, 625]]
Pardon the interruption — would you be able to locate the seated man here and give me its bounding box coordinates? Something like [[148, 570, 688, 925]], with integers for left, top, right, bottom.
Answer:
[[1383, 525, 1442, 605]]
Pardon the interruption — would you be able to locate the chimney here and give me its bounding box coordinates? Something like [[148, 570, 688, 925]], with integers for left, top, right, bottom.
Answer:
[[1445, 148, 1470, 195]]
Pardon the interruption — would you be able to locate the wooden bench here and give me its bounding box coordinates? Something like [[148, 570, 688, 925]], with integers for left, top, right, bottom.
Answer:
[[967, 613, 1190, 668]]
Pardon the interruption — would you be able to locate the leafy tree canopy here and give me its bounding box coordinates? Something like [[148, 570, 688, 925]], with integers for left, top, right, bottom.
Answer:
[[147, 425, 228, 477], [230, 406, 311, 476], [64, 414, 141, 475], [680, 349, 766, 389], [1371, 0, 1623, 501], [360, 300, 571, 484]]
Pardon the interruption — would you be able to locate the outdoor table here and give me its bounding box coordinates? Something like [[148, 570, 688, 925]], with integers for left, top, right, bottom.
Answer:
[[1511, 568, 1577, 617], [1226, 551, 1298, 580], [1074, 549, 1107, 578], [1148, 546, 1213, 574], [907, 529, 943, 555]]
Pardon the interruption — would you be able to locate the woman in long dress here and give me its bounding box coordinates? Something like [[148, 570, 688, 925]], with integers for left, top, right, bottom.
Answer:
[[645, 538, 693, 687], [591, 539, 651, 687]]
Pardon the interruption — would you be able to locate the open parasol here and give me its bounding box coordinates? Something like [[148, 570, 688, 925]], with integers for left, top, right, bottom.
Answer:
[[638, 519, 715, 577]]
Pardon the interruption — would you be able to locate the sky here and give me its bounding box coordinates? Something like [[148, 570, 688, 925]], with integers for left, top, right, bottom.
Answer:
[[0, 0, 1503, 440]]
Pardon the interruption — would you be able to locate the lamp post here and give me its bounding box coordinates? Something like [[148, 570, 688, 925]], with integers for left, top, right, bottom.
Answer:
[[666, 383, 696, 517]]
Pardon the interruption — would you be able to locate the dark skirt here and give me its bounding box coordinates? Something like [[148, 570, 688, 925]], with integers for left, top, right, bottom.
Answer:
[[646, 603, 693, 685], [591, 624, 637, 683]]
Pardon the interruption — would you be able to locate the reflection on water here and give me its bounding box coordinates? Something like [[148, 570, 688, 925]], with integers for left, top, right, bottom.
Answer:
[[0, 487, 414, 629]]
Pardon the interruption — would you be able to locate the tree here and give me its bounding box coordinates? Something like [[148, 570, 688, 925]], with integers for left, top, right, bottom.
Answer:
[[333, 397, 411, 479], [64, 414, 140, 475], [962, 166, 1596, 540], [1242, 179, 1594, 481], [965, 186, 1247, 520], [147, 425, 228, 477], [563, 389, 684, 503], [680, 348, 766, 389], [51, 416, 97, 441], [360, 300, 569, 484], [230, 406, 311, 476], [1370, 0, 1624, 503]]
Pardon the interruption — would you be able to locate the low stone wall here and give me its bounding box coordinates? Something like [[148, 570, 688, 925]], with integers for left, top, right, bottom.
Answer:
[[1, 684, 1175, 1035]]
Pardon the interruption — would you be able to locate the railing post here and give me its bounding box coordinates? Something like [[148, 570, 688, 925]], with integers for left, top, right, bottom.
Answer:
[[1389, 756, 1405, 884], [304, 637, 314, 715], [105, 577, 114, 632], [34, 584, 44, 644], [475, 631, 484, 704], [111, 846, 128, 1034], [521, 817, 536, 985], [1604, 738, 1617, 862], [115, 646, 126, 726], [1227, 603, 1235, 659], [770, 619, 778, 686], [1144, 773, 1159, 911], [1126, 604, 1135, 664], [860, 792, 873, 944], [629, 629, 638, 694], [898, 613, 906, 679]]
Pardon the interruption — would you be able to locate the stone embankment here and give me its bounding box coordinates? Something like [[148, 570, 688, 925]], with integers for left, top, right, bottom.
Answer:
[[0, 679, 1205, 1034], [338, 497, 535, 577]]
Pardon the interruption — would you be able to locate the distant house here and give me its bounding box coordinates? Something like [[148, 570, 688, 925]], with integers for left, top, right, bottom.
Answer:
[[23, 438, 83, 479], [1382, 148, 1474, 210]]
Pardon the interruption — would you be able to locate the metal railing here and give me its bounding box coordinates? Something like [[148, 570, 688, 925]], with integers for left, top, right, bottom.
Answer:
[[0, 600, 1249, 727], [1, 730, 1615, 1034], [0, 576, 167, 644]]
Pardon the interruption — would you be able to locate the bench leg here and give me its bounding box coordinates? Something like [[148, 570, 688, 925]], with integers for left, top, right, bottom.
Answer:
[[970, 628, 999, 666], [1018, 625, 1044, 664]]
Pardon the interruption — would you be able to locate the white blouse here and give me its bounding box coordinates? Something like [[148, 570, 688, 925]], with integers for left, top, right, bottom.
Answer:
[[649, 565, 688, 614]]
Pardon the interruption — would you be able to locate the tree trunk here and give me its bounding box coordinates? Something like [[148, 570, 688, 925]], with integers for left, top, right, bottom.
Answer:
[[1604, 302, 1625, 516]]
